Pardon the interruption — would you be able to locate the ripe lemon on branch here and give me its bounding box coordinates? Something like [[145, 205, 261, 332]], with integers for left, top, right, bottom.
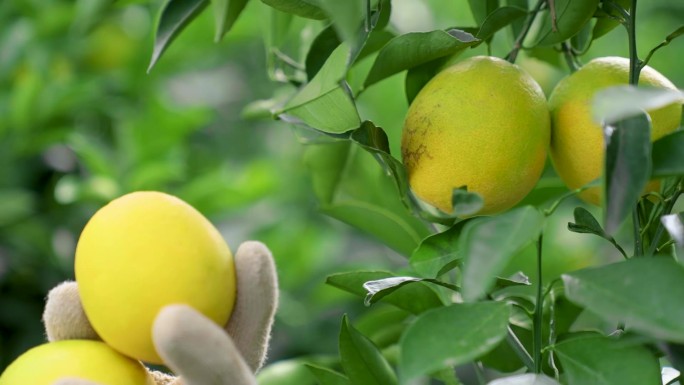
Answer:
[[401, 56, 550, 215], [549, 57, 682, 204]]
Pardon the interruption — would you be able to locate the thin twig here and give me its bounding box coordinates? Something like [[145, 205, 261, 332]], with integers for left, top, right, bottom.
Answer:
[[506, 0, 546, 63]]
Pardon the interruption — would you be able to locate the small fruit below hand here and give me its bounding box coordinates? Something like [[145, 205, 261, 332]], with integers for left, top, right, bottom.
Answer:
[[0, 340, 153, 385]]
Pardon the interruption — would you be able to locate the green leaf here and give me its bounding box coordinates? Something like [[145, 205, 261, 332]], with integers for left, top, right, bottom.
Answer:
[[652, 130, 684, 178], [362, 276, 459, 306], [339, 315, 398, 385], [317, 0, 363, 44], [487, 373, 560, 385], [662, 213, 684, 247], [451, 188, 484, 217], [257, 359, 317, 385], [461, 206, 544, 302], [404, 58, 447, 104], [494, 272, 531, 290], [305, 26, 340, 80], [281, 44, 360, 133], [644, 26, 684, 67], [326, 271, 443, 314], [563, 258, 684, 343], [211, 0, 249, 41], [468, 0, 499, 25], [534, 0, 600, 46], [592, 86, 684, 125], [410, 221, 466, 278], [553, 334, 661, 385], [568, 207, 627, 258], [303, 141, 430, 255], [363, 29, 480, 89], [260, 0, 326, 19], [306, 364, 351, 385], [149, 0, 209, 72], [603, 112, 652, 234], [400, 302, 510, 382], [592, 0, 629, 39], [476, 6, 528, 41]]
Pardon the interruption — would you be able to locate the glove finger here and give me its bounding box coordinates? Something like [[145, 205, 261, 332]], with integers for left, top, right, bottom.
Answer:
[[52, 379, 102, 385], [153, 304, 256, 385], [43, 281, 99, 342], [225, 241, 278, 373]]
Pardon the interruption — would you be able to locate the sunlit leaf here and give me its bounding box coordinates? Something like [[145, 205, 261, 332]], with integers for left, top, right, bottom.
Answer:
[[400, 302, 509, 382], [260, 0, 326, 19], [534, 0, 599, 46], [563, 258, 684, 343], [211, 0, 249, 41], [149, 0, 209, 72], [362, 276, 458, 306], [603, 113, 652, 234], [487, 373, 560, 385], [327, 271, 443, 314], [592, 86, 684, 125], [339, 315, 398, 385], [461, 206, 544, 302], [364, 29, 479, 89], [553, 334, 661, 385]]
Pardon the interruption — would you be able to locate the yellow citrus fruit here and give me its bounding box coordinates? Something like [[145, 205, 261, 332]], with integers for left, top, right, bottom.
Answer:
[[75, 191, 236, 364], [0, 340, 154, 385], [549, 56, 682, 204], [401, 56, 550, 215]]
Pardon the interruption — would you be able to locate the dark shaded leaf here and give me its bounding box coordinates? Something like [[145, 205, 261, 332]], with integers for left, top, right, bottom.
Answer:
[[468, 0, 499, 25], [404, 58, 448, 104], [494, 272, 531, 290], [476, 6, 527, 41], [563, 258, 684, 343], [603, 113, 652, 234], [652, 130, 684, 178], [568, 207, 627, 257], [339, 315, 398, 385], [534, 0, 600, 46], [149, 0, 209, 72]]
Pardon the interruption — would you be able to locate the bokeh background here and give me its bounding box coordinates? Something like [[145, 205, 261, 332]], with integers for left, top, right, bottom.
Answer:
[[1, 0, 682, 379]]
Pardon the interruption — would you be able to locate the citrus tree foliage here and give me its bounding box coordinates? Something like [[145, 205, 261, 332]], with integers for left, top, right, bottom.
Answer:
[[3, 0, 684, 384]]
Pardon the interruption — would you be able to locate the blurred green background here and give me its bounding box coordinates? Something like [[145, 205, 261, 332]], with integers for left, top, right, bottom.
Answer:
[[0, 0, 682, 378]]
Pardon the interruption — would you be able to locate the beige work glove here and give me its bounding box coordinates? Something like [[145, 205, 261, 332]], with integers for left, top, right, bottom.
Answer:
[[42, 241, 278, 385]]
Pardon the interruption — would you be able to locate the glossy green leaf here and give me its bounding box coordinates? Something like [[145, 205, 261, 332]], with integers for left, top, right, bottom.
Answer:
[[603, 113, 652, 234], [149, 0, 209, 72], [534, 0, 599, 46], [494, 272, 531, 290], [260, 0, 326, 19], [553, 334, 661, 385], [326, 271, 443, 314], [400, 302, 510, 382], [404, 58, 447, 104], [563, 258, 684, 343], [410, 221, 466, 278], [592, 86, 684, 125], [652, 130, 684, 178], [281, 44, 360, 133], [468, 0, 499, 25], [339, 315, 398, 385], [662, 213, 684, 247], [476, 6, 527, 41], [306, 364, 351, 385], [461, 206, 544, 302], [211, 0, 249, 41], [364, 29, 480, 89], [593, 0, 629, 39], [362, 276, 459, 306], [303, 141, 430, 255], [487, 373, 560, 385]]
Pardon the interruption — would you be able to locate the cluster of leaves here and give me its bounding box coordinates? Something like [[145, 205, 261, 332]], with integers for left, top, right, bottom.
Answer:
[[137, 0, 684, 384]]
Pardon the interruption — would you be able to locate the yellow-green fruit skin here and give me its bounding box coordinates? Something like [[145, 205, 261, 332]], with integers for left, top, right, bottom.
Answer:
[[0, 340, 154, 385], [75, 191, 236, 364], [549, 57, 682, 204], [401, 56, 550, 215]]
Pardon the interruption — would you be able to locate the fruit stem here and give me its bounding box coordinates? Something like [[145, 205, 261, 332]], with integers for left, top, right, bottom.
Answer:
[[560, 41, 579, 72], [506, 0, 546, 63], [533, 233, 544, 373], [627, 0, 642, 85]]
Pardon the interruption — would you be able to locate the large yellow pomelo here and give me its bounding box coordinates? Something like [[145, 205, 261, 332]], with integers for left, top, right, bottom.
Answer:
[[401, 56, 550, 215], [549, 56, 682, 204], [75, 191, 236, 364], [0, 340, 154, 385]]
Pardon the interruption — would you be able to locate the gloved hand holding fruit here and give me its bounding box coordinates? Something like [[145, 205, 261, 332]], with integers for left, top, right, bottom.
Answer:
[[0, 191, 278, 385]]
